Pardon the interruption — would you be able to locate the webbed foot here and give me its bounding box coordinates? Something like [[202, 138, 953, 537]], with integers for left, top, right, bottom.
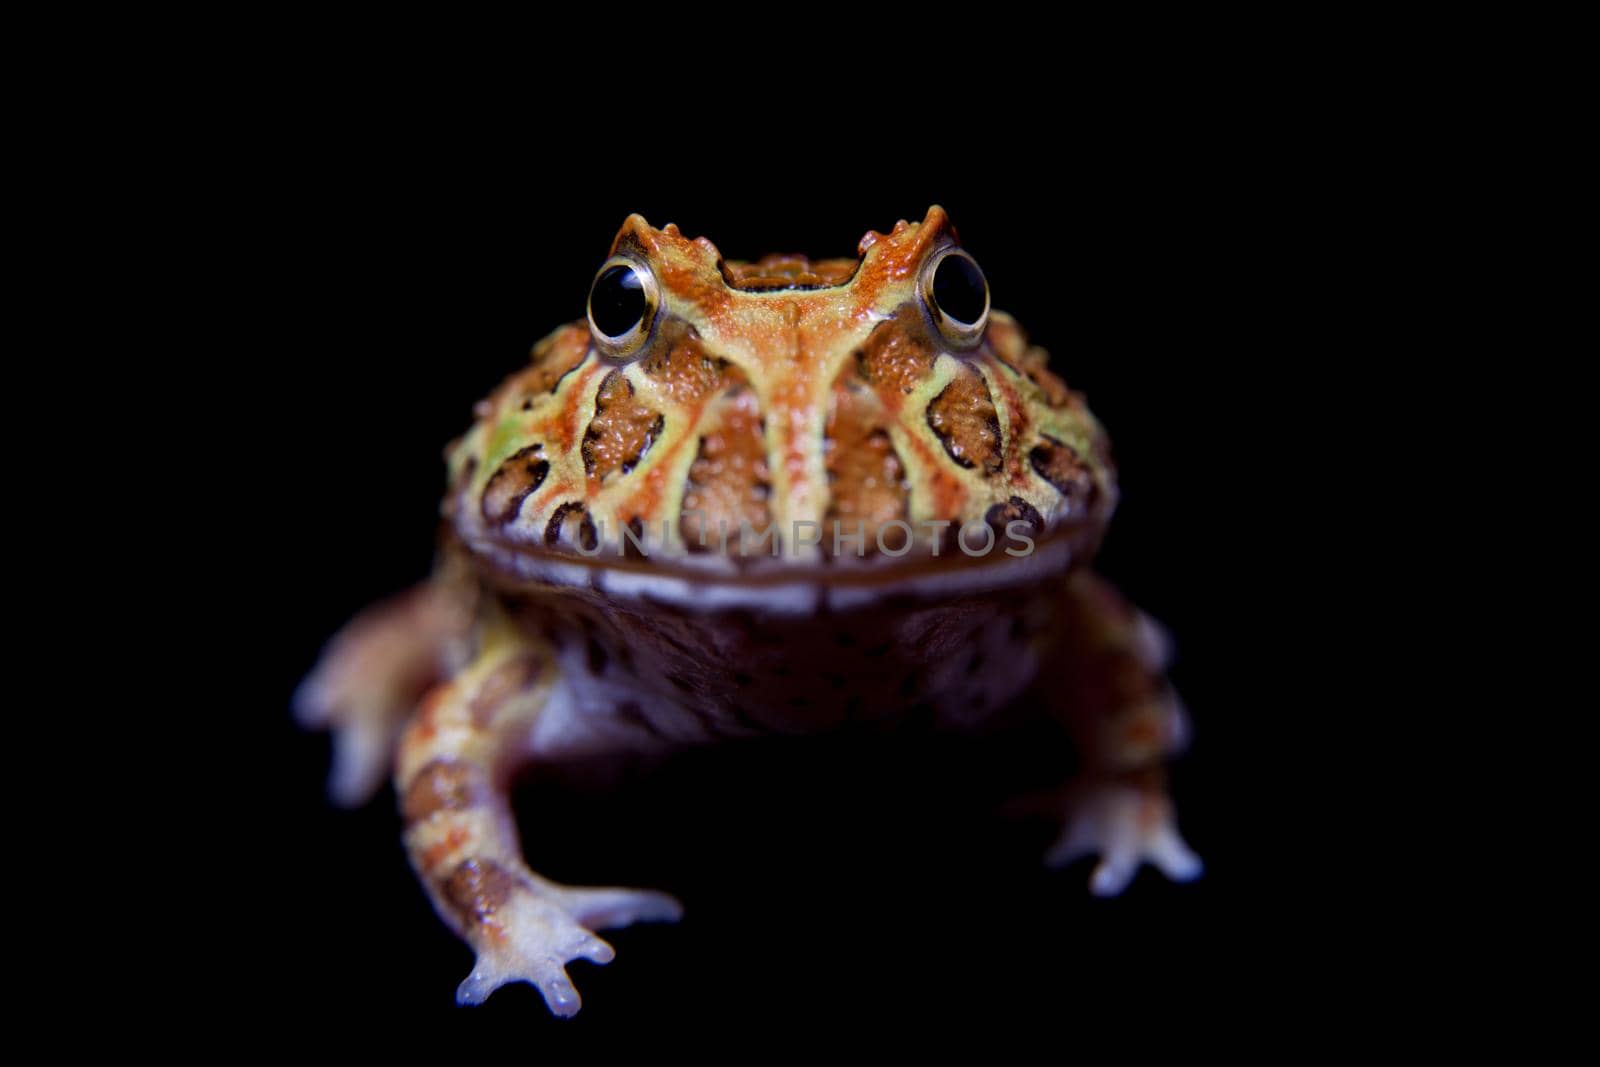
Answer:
[[451, 873, 683, 1014], [1046, 777, 1202, 896]]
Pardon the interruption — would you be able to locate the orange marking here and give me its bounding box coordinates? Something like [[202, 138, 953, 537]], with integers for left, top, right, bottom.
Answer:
[[608, 215, 732, 318], [621, 462, 669, 524], [985, 357, 1033, 485], [616, 378, 726, 523], [412, 685, 450, 741], [851, 207, 953, 313], [557, 364, 600, 453], [902, 431, 967, 519], [422, 827, 472, 871]]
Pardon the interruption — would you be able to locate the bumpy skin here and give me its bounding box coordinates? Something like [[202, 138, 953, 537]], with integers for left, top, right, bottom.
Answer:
[[297, 207, 1200, 1013]]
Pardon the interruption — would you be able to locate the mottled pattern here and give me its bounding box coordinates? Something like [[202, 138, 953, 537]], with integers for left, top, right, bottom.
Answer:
[[443, 858, 519, 928], [926, 368, 1003, 474], [583, 372, 662, 483], [1029, 436, 1097, 511], [680, 387, 771, 554], [402, 759, 480, 824], [721, 254, 859, 291], [639, 321, 737, 406], [855, 315, 937, 396], [824, 381, 908, 555], [450, 207, 1111, 564]]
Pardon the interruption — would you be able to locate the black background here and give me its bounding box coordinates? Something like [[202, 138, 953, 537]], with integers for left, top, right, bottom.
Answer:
[[220, 106, 1327, 1042]]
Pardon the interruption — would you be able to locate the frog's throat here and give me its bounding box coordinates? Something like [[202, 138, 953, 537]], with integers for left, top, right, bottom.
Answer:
[[465, 528, 1086, 615]]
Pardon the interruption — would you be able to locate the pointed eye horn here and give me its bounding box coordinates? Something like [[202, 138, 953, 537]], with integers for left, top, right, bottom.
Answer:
[[919, 247, 990, 350], [588, 256, 660, 359]]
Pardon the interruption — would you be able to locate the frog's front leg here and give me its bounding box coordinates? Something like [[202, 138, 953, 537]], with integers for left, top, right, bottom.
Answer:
[[396, 611, 681, 1014], [295, 577, 473, 805], [1040, 571, 1203, 896]]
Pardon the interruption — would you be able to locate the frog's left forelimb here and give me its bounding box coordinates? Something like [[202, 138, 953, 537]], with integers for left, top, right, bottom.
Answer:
[[294, 579, 471, 805], [1041, 572, 1203, 896], [394, 612, 681, 1015]]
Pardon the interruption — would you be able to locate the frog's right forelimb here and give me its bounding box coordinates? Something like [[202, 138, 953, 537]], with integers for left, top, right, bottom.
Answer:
[[394, 614, 682, 1015]]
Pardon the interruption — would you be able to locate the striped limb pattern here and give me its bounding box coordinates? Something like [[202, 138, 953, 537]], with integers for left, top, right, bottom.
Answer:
[[1041, 571, 1203, 896], [394, 611, 681, 1014]]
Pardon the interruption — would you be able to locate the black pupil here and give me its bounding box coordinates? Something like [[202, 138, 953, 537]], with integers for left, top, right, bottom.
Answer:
[[591, 265, 647, 338], [931, 253, 986, 325]]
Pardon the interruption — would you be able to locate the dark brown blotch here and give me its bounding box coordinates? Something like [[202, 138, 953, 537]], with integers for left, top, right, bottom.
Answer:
[[640, 321, 737, 405], [545, 501, 599, 551], [481, 445, 548, 527], [583, 370, 663, 482], [927, 368, 1002, 474], [402, 759, 481, 824], [823, 380, 909, 557], [985, 495, 1045, 537], [442, 858, 519, 928], [680, 386, 772, 556], [856, 315, 937, 395], [1029, 436, 1096, 510]]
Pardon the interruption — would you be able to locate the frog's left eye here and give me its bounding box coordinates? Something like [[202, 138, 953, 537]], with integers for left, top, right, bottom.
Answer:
[[919, 247, 990, 350], [588, 256, 660, 359]]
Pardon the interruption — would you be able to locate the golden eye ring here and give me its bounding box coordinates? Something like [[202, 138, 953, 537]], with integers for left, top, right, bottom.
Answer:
[[587, 255, 660, 360], [919, 246, 990, 350]]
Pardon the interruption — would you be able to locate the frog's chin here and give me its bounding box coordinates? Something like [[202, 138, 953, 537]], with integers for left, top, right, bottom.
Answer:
[[465, 528, 1089, 616]]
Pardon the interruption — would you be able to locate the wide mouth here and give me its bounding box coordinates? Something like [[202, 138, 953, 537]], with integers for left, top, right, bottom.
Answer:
[[465, 518, 1099, 614]]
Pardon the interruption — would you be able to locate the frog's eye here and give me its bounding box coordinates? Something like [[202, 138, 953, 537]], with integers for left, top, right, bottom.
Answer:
[[919, 247, 990, 350], [588, 256, 660, 359]]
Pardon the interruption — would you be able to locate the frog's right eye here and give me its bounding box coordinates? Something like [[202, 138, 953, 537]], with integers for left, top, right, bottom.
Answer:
[[919, 247, 989, 351], [588, 257, 659, 359]]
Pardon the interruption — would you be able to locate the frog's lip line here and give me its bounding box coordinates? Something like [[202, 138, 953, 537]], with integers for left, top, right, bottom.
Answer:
[[466, 527, 1087, 614]]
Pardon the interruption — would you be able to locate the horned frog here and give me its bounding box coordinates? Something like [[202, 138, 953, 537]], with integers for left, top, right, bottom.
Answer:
[[296, 206, 1201, 1015]]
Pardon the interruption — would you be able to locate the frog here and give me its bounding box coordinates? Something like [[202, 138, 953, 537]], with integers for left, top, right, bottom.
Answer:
[[295, 206, 1201, 1015]]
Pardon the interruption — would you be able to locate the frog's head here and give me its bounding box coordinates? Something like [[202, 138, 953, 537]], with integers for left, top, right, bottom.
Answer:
[[446, 207, 1116, 611]]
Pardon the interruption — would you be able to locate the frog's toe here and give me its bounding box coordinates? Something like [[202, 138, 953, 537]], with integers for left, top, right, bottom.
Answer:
[[552, 884, 684, 929], [1046, 781, 1202, 896], [458, 954, 590, 1015], [326, 718, 394, 807], [455, 893, 619, 1015], [293, 675, 395, 807]]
